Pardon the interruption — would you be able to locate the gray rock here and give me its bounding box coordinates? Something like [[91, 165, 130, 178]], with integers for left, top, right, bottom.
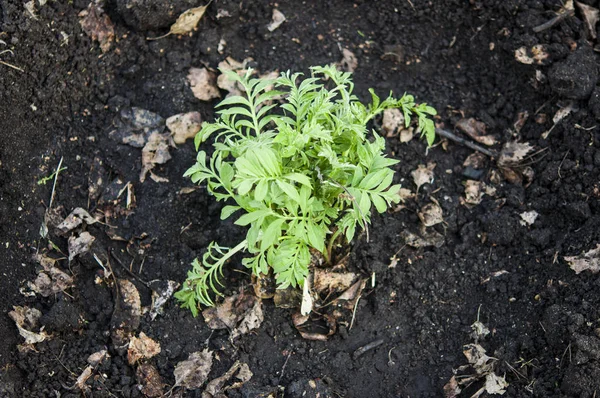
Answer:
[[548, 46, 598, 99], [114, 0, 204, 31]]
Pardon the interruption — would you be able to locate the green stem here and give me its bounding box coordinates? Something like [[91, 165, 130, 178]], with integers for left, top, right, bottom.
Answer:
[[326, 228, 343, 265]]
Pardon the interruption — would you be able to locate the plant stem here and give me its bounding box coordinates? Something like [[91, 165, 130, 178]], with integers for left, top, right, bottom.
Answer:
[[326, 228, 343, 265]]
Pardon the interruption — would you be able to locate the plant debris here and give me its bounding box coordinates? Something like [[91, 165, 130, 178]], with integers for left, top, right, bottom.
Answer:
[[519, 210, 539, 226], [411, 162, 436, 192], [203, 361, 253, 396], [338, 48, 358, 72], [300, 275, 314, 316], [188, 67, 221, 101], [267, 9, 286, 32], [148, 3, 211, 40], [111, 279, 142, 349], [418, 202, 444, 227], [202, 293, 264, 340], [8, 306, 49, 346], [542, 101, 576, 139], [75, 366, 94, 392], [29, 255, 73, 297], [78, 1, 114, 53], [56, 207, 97, 234], [497, 141, 534, 168], [576, 1, 599, 40], [110, 107, 165, 148], [455, 118, 497, 146], [565, 244, 600, 274], [128, 332, 161, 365], [216, 57, 254, 96], [166, 112, 203, 144], [174, 349, 214, 390], [150, 280, 180, 320], [136, 363, 164, 397], [68, 231, 95, 261], [514, 45, 549, 65], [140, 132, 172, 182], [382, 109, 404, 137], [87, 349, 109, 366], [313, 269, 358, 293], [461, 180, 495, 206]]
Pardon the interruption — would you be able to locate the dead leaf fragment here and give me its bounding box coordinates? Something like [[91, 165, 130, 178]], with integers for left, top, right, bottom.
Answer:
[[188, 68, 221, 101], [140, 132, 172, 182], [411, 162, 436, 191], [565, 244, 600, 274], [216, 57, 254, 96], [203, 361, 253, 396], [313, 269, 358, 293], [111, 279, 142, 348], [338, 48, 358, 72], [166, 5, 209, 37], [418, 202, 444, 227], [463, 343, 496, 374], [30, 263, 73, 297], [542, 102, 576, 139], [128, 332, 161, 365], [300, 276, 314, 316], [202, 294, 263, 339], [514, 45, 549, 65], [56, 207, 97, 234], [267, 9, 286, 32], [382, 109, 404, 137], [470, 321, 490, 341], [9, 306, 49, 345], [87, 350, 109, 366], [484, 373, 509, 395], [456, 118, 497, 146], [463, 152, 487, 169], [401, 228, 444, 248], [68, 231, 95, 261], [75, 366, 93, 392], [400, 128, 414, 143], [462, 180, 485, 206], [110, 107, 165, 148], [166, 112, 202, 144], [576, 1, 599, 40], [443, 376, 461, 398], [498, 141, 534, 167], [79, 1, 114, 52], [150, 280, 180, 320], [519, 210, 539, 226], [137, 363, 164, 397], [174, 349, 214, 389]]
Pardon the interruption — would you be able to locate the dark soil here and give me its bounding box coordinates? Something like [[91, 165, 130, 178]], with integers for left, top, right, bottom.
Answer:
[[2, 0, 600, 397]]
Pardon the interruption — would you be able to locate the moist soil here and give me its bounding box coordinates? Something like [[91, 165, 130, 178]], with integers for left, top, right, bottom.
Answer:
[[2, 0, 600, 397]]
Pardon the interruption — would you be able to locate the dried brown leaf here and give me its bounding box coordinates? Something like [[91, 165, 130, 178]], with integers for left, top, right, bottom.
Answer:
[[313, 269, 358, 293], [411, 162, 436, 191], [400, 228, 445, 248], [169, 5, 209, 36], [57, 207, 97, 234], [9, 306, 49, 345], [87, 349, 109, 366], [202, 294, 263, 339], [30, 264, 73, 297], [418, 202, 444, 227], [339, 49, 358, 72], [463, 343, 495, 374], [463, 152, 487, 169], [203, 361, 253, 396], [137, 363, 165, 398], [174, 349, 214, 389], [188, 68, 221, 101], [443, 376, 461, 398], [267, 9, 286, 32], [75, 366, 93, 392], [565, 244, 600, 274], [484, 373, 509, 395], [150, 280, 180, 320], [68, 231, 95, 261], [79, 2, 114, 52], [382, 109, 404, 137], [400, 128, 414, 143], [167, 112, 202, 144], [128, 332, 161, 365], [140, 132, 171, 182], [514, 45, 549, 65], [456, 118, 497, 146], [498, 141, 534, 167]]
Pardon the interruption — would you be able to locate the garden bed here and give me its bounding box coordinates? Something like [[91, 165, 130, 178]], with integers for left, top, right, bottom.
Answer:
[[2, 0, 600, 396]]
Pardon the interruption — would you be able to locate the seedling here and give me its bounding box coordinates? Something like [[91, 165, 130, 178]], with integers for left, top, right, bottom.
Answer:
[[175, 65, 436, 315]]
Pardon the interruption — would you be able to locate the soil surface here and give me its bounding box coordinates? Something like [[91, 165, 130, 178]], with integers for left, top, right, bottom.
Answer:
[[2, 0, 600, 397]]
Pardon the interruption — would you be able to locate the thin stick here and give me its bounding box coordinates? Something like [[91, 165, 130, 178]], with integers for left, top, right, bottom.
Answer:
[[0, 59, 24, 72], [435, 128, 498, 158], [110, 248, 150, 288], [349, 295, 361, 330], [533, 9, 574, 33], [49, 157, 64, 210]]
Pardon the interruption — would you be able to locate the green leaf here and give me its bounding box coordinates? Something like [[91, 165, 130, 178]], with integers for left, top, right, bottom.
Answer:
[[254, 179, 269, 201], [285, 173, 312, 188], [276, 180, 301, 204], [260, 218, 285, 251], [221, 205, 241, 220], [235, 209, 271, 226], [306, 221, 325, 252]]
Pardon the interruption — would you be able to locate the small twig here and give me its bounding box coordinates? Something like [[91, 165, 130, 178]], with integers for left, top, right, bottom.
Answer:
[[558, 150, 570, 178], [353, 339, 384, 359], [349, 295, 361, 330], [435, 128, 498, 158], [48, 157, 64, 210], [278, 351, 292, 382]]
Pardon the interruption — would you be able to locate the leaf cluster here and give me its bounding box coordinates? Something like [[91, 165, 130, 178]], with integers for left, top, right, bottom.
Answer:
[[175, 65, 436, 314]]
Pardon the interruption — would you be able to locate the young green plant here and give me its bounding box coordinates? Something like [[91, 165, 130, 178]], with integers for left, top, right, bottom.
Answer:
[[175, 65, 436, 316]]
